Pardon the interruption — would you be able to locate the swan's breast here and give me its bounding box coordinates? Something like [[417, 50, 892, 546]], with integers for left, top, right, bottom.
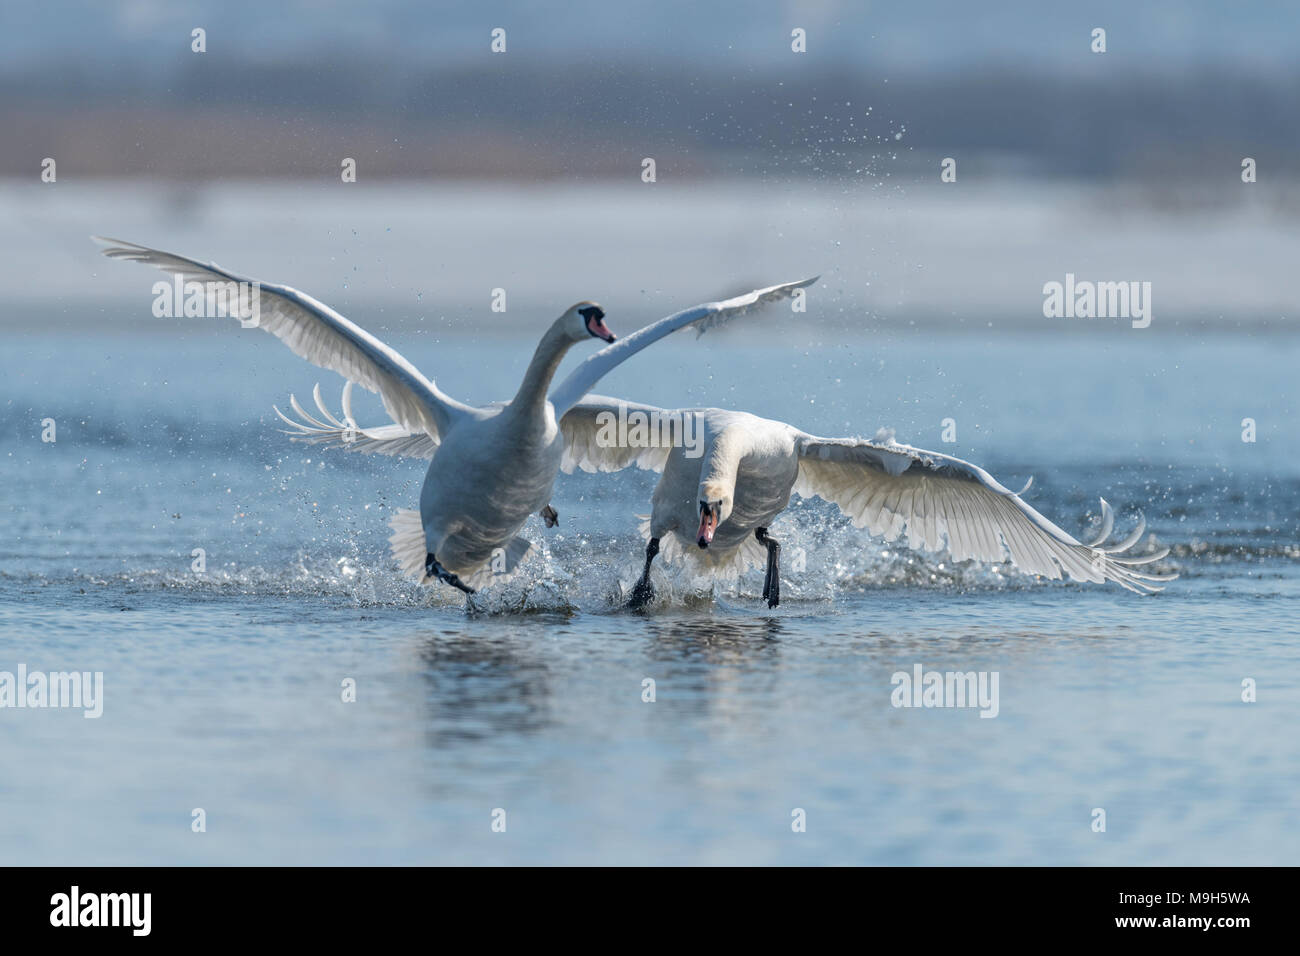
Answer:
[[420, 411, 562, 531]]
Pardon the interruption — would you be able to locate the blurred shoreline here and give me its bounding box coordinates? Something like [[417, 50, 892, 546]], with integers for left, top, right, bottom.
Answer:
[[6, 59, 1300, 181], [3, 178, 1295, 333]]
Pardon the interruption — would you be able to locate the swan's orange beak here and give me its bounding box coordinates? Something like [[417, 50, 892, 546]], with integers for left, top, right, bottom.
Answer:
[[697, 503, 717, 548], [586, 314, 615, 343]]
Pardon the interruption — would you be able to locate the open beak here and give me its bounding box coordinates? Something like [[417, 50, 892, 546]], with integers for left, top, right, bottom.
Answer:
[[586, 315, 616, 343], [696, 503, 717, 549]]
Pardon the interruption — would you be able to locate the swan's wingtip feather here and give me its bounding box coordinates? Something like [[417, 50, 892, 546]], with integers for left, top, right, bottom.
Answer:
[[340, 379, 357, 424], [1082, 498, 1116, 548], [93, 236, 150, 258], [271, 404, 299, 428]]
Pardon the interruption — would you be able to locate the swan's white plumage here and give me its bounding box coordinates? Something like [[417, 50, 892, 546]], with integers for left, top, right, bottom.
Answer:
[[274, 382, 440, 458], [636, 516, 768, 579], [388, 508, 531, 589], [559, 396, 676, 474], [547, 277, 818, 417], [557, 396, 1177, 595], [99, 237, 810, 591], [285, 384, 1176, 594], [792, 435, 1174, 592], [277, 387, 671, 472], [94, 237, 470, 439]]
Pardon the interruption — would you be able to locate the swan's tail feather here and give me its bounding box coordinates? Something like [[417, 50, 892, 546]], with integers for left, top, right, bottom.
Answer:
[[390, 509, 533, 590], [389, 507, 534, 592], [388, 508, 428, 581]]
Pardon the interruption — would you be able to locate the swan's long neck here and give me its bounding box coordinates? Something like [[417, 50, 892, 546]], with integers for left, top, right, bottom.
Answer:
[[699, 428, 746, 498], [510, 322, 572, 416]]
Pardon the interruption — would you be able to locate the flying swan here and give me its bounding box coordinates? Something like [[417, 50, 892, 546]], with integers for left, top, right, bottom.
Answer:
[[95, 237, 815, 594]]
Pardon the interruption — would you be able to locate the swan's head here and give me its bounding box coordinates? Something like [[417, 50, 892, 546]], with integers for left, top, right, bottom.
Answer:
[[696, 480, 733, 548], [562, 301, 615, 344]]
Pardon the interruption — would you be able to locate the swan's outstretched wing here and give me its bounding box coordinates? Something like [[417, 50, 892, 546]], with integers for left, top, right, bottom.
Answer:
[[95, 237, 472, 439], [558, 394, 679, 474], [548, 277, 818, 417], [274, 381, 439, 459], [794, 434, 1177, 593], [277, 384, 677, 472]]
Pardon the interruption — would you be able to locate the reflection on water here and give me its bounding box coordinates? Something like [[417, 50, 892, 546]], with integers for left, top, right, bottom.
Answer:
[[644, 614, 785, 654], [0, 326, 1295, 864], [417, 628, 556, 744], [640, 615, 785, 720]]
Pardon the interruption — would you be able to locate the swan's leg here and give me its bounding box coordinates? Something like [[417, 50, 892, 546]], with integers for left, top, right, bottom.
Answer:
[[755, 528, 780, 609], [425, 552, 476, 594], [627, 537, 660, 609], [756, 528, 773, 601], [540, 504, 559, 528]]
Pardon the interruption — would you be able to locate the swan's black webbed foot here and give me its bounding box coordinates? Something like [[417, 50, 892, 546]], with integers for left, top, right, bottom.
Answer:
[[425, 551, 476, 594], [627, 579, 655, 609], [540, 504, 559, 528], [627, 537, 660, 609], [755, 528, 780, 608]]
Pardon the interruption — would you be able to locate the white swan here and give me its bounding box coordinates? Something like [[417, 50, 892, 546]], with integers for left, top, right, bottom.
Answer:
[[559, 399, 1177, 606], [95, 237, 815, 593], [274, 390, 1177, 607]]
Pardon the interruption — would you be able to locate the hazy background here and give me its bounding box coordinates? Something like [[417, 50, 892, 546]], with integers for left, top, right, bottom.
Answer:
[[2, 1, 1298, 868], [2, 0, 1298, 330]]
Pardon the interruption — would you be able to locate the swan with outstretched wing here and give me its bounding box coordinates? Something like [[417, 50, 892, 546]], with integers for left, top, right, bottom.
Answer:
[[560, 398, 1176, 607], [96, 237, 814, 594]]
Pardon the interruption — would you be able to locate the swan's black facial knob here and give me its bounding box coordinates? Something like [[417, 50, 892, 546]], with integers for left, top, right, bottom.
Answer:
[[579, 305, 615, 343], [697, 501, 717, 548]]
